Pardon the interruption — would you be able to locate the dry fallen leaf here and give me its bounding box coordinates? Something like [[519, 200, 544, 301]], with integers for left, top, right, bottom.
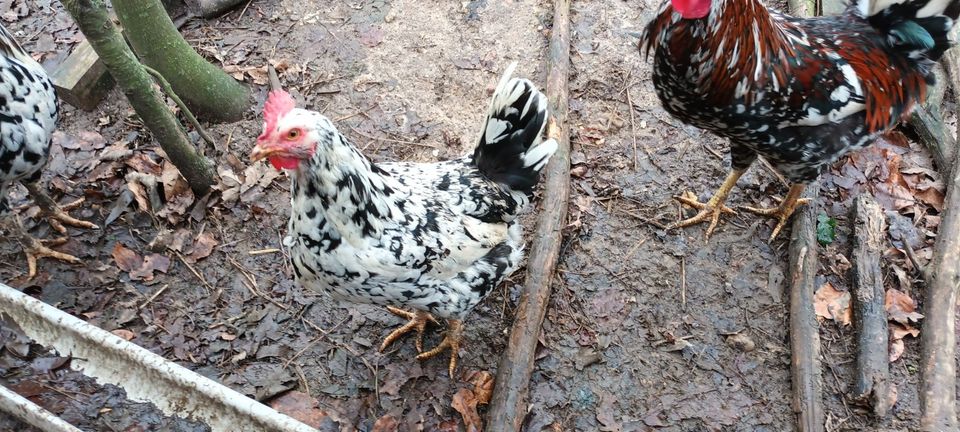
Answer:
[[111, 329, 135, 341], [372, 414, 400, 432], [468, 370, 494, 405], [112, 243, 170, 282], [268, 391, 328, 428], [889, 323, 920, 362], [188, 232, 219, 262], [885, 289, 924, 325], [813, 282, 852, 326], [451, 387, 482, 432], [112, 243, 142, 273], [129, 254, 171, 282]]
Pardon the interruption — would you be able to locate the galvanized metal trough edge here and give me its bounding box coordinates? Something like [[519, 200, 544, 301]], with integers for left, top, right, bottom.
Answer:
[[0, 282, 316, 432]]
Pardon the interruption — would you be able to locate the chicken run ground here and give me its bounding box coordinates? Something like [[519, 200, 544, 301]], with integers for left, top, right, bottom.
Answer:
[[0, 0, 954, 430]]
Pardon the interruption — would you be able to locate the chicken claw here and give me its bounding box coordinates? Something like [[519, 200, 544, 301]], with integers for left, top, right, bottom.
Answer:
[[668, 190, 738, 239], [416, 319, 463, 378], [667, 169, 745, 240], [24, 182, 98, 234], [22, 236, 81, 279], [741, 184, 810, 242], [380, 307, 439, 354]]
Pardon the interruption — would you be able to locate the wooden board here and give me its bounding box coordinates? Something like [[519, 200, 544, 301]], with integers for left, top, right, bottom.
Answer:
[[50, 38, 114, 111]]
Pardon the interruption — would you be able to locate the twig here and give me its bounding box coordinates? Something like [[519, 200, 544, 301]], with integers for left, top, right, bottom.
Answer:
[[227, 256, 289, 311], [679, 257, 686, 309], [138, 284, 170, 309], [142, 65, 217, 149], [248, 248, 281, 255], [300, 317, 376, 376], [347, 125, 438, 149], [174, 251, 213, 293], [626, 88, 639, 171]]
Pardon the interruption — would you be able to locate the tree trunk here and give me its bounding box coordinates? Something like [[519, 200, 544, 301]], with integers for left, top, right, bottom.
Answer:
[[63, 0, 215, 196], [113, 0, 249, 123]]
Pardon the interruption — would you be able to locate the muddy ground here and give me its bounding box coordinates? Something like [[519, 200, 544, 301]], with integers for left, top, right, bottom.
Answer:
[[0, 0, 951, 430]]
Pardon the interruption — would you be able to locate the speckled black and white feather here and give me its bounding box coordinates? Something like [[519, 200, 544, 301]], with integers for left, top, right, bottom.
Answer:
[[282, 64, 557, 320], [0, 24, 57, 215]]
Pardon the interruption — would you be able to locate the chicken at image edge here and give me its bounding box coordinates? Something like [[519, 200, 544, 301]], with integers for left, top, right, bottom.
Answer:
[[0, 24, 98, 278], [640, 0, 960, 241], [250, 63, 557, 377]]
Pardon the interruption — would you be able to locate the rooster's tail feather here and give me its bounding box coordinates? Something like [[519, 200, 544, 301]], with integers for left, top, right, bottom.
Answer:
[[472, 62, 557, 195], [861, 0, 960, 63]]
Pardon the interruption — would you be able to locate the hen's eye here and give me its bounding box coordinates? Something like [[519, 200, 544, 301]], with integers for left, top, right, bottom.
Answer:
[[286, 129, 301, 140]]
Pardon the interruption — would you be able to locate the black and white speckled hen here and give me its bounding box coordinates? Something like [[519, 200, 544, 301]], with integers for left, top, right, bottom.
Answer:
[[640, 0, 960, 240], [0, 24, 97, 278], [250, 63, 557, 376]]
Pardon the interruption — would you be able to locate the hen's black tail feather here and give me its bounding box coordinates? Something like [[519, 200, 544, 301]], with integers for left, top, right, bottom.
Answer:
[[472, 62, 558, 195]]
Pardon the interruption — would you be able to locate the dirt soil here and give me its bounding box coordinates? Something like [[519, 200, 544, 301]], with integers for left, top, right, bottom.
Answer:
[[0, 0, 951, 431]]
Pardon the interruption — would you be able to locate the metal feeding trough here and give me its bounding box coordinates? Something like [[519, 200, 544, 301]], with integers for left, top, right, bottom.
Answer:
[[0, 282, 316, 432]]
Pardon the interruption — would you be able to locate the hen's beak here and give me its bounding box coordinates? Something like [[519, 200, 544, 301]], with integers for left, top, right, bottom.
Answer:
[[250, 142, 282, 161]]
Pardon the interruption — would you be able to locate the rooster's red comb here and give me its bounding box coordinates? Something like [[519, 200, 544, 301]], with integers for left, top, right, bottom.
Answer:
[[260, 90, 296, 140]]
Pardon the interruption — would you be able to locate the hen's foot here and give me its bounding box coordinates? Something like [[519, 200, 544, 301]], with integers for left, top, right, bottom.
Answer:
[[741, 184, 810, 242], [379, 307, 439, 354], [22, 236, 80, 279], [416, 319, 463, 378], [42, 197, 99, 234], [667, 169, 745, 240], [23, 183, 98, 234]]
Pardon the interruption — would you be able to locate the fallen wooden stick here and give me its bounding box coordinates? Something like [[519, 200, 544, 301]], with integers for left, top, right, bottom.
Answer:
[[849, 195, 891, 417], [907, 64, 955, 174], [918, 100, 960, 431], [787, 182, 825, 432], [485, 0, 571, 429], [914, 26, 960, 431]]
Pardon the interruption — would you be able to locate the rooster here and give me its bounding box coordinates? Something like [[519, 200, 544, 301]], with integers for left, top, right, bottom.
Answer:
[[640, 0, 960, 240], [0, 24, 97, 278], [250, 63, 557, 376]]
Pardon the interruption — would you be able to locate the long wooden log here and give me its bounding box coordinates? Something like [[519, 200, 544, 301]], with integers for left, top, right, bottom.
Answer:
[[850, 195, 891, 417], [485, 0, 571, 430], [787, 183, 826, 432], [918, 103, 960, 431], [915, 25, 960, 432], [907, 64, 955, 174]]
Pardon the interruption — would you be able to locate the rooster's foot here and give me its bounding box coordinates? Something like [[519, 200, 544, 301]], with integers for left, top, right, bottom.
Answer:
[[741, 184, 810, 242]]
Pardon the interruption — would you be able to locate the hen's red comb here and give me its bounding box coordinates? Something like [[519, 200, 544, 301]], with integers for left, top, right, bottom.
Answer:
[[260, 90, 296, 140]]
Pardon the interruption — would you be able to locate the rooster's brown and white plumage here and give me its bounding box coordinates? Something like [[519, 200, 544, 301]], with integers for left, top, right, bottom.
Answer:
[[250, 63, 557, 376], [640, 0, 960, 240]]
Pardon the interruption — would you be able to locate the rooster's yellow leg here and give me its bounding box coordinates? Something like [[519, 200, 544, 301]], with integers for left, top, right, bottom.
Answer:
[[416, 319, 463, 378], [741, 183, 811, 242], [379, 307, 439, 354], [23, 182, 98, 235], [4, 215, 80, 279], [667, 169, 744, 240]]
